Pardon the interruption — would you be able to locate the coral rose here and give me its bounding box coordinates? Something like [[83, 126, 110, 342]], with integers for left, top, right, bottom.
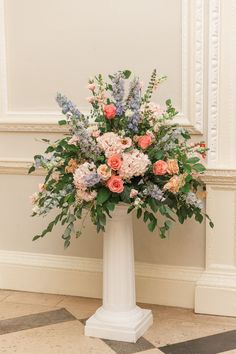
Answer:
[[153, 160, 168, 175], [107, 176, 124, 193], [167, 159, 179, 174], [107, 154, 122, 170], [97, 164, 112, 181], [103, 104, 116, 119], [138, 135, 152, 149]]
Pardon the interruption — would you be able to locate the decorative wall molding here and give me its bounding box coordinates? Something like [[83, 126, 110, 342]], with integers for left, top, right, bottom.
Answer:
[[0, 249, 203, 308], [207, 0, 221, 167], [0, 121, 68, 133], [0, 0, 204, 134], [201, 168, 236, 185], [0, 159, 44, 175]]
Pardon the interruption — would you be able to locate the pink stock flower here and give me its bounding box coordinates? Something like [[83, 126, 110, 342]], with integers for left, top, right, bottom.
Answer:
[[87, 96, 96, 104], [38, 183, 44, 193], [107, 176, 124, 193], [153, 160, 168, 175], [52, 172, 60, 181], [138, 135, 152, 149], [68, 135, 80, 146], [107, 154, 122, 171], [103, 104, 116, 119], [87, 83, 96, 91]]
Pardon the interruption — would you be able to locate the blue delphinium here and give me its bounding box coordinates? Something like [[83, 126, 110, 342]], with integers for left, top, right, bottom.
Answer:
[[186, 192, 203, 210], [126, 78, 141, 132], [111, 73, 125, 116], [56, 93, 81, 118], [74, 123, 101, 157], [144, 184, 165, 201]]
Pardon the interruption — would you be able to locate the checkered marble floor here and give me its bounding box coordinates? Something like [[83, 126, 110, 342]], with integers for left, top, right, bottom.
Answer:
[[1, 289, 236, 354]]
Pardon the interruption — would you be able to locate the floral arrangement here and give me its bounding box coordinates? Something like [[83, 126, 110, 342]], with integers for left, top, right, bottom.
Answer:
[[29, 69, 213, 248]]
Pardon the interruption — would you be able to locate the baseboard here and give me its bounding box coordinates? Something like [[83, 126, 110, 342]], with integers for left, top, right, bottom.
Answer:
[[0, 250, 203, 308]]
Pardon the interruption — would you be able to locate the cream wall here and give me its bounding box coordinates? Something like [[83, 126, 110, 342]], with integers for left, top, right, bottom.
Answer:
[[1, 0, 236, 311]]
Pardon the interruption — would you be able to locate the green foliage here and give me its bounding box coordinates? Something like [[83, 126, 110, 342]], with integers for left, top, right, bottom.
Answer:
[[96, 188, 111, 205]]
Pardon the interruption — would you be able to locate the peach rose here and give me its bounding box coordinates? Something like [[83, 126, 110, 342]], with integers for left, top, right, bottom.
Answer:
[[119, 137, 132, 149], [107, 154, 122, 170], [153, 160, 168, 175], [138, 135, 152, 149], [65, 159, 78, 173], [167, 159, 179, 174], [164, 174, 186, 194], [97, 164, 112, 181], [107, 176, 124, 193], [103, 104, 116, 119]]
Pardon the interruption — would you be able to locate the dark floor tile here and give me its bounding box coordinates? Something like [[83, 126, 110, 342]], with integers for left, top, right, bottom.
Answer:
[[159, 329, 236, 354], [0, 308, 76, 335], [103, 337, 155, 354]]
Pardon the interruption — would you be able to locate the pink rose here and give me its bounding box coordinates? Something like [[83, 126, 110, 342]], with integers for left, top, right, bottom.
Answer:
[[87, 83, 96, 91], [91, 130, 101, 138], [103, 104, 116, 119], [153, 160, 168, 175], [130, 189, 138, 198], [107, 154, 122, 171], [138, 135, 152, 149], [107, 176, 124, 193]]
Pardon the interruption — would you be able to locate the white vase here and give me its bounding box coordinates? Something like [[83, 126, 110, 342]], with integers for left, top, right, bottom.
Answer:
[[85, 204, 153, 343]]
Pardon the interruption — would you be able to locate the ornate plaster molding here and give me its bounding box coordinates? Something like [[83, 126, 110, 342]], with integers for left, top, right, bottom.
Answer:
[[207, 0, 221, 166]]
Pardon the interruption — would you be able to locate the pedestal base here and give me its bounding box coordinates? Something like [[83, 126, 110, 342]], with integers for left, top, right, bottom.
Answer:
[[85, 306, 153, 342], [195, 272, 236, 316]]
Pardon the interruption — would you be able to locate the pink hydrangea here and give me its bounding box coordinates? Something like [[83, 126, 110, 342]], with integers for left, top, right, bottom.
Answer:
[[97, 133, 132, 157], [119, 149, 151, 179]]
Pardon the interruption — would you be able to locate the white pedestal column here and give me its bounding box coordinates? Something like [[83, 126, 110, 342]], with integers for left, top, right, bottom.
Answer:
[[85, 204, 153, 342]]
